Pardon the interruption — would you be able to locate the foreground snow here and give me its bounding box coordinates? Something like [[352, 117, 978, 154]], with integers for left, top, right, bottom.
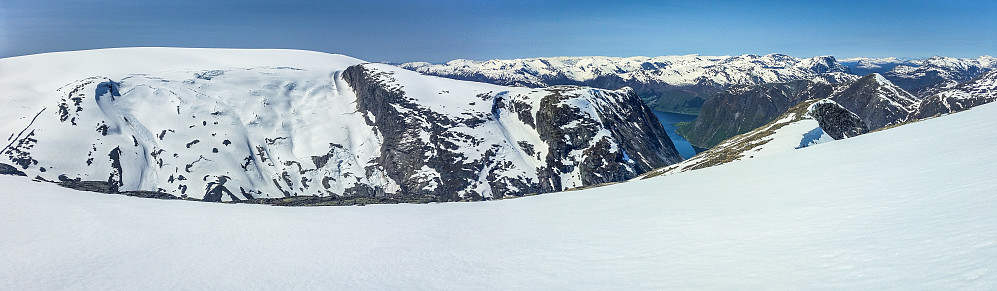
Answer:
[[2, 102, 997, 289]]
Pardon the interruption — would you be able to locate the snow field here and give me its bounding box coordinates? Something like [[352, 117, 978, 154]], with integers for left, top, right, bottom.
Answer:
[[2, 100, 996, 289]]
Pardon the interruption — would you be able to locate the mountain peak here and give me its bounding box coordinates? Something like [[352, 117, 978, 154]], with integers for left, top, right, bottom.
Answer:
[[871, 73, 892, 84], [854, 73, 898, 88]]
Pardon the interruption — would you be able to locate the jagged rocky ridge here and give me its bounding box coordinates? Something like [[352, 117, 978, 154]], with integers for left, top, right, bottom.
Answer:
[[0, 48, 681, 202], [678, 73, 918, 149], [401, 54, 850, 114]]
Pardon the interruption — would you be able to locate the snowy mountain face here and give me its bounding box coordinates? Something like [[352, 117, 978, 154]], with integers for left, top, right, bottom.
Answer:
[[0, 48, 681, 202], [401, 54, 851, 114], [913, 70, 997, 119], [678, 73, 916, 149]]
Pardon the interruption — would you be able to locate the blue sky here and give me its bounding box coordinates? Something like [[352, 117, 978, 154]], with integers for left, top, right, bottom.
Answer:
[[1, 0, 993, 62]]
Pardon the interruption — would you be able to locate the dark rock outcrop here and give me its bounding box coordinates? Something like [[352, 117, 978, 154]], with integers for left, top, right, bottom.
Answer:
[[0, 163, 27, 176], [808, 101, 869, 140]]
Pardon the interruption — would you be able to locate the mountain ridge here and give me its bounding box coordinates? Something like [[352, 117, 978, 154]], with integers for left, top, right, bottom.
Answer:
[[401, 54, 851, 114]]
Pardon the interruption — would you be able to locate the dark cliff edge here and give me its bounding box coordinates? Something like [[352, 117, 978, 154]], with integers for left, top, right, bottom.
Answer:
[[340, 64, 681, 201]]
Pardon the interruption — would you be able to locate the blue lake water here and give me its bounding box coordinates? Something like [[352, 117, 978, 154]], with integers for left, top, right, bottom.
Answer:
[[652, 111, 699, 159]]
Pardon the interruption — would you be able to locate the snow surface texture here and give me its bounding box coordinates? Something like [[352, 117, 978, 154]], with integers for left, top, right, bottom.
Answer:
[[0, 48, 679, 201], [2, 100, 997, 289]]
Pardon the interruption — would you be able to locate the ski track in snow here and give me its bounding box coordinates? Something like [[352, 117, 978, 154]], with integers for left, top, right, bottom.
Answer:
[[2, 100, 997, 289]]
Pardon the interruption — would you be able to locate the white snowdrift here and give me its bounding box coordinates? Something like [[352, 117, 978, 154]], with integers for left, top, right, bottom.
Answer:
[[2, 96, 997, 289]]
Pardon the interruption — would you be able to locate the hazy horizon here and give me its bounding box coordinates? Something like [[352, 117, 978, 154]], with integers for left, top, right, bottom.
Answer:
[[2, 0, 994, 63]]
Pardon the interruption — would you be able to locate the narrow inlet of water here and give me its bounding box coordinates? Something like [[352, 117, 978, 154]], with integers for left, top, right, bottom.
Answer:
[[652, 111, 699, 159]]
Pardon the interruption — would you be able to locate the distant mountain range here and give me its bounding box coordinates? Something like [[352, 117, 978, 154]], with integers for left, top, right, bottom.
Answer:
[[402, 55, 996, 115], [404, 54, 996, 150], [401, 54, 852, 114]]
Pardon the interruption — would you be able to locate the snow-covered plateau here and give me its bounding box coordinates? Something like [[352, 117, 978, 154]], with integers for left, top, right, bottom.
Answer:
[[0, 48, 681, 202], [2, 84, 997, 289]]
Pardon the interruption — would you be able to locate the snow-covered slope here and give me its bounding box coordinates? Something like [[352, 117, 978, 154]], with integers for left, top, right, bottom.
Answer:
[[401, 54, 851, 114], [3, 100, 996, 289], [0, 48, 681, 201]]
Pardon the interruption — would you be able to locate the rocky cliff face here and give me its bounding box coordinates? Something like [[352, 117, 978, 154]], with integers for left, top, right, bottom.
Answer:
[[808, 100, 869, 140], [342, 64, 681, 199], [678, 73, 916, 149], [401, 54, 851, 114], [0, 49, 681, 202]]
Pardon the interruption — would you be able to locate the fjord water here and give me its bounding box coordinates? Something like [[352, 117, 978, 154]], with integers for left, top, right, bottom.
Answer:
[[653, 111, 698, 159]]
